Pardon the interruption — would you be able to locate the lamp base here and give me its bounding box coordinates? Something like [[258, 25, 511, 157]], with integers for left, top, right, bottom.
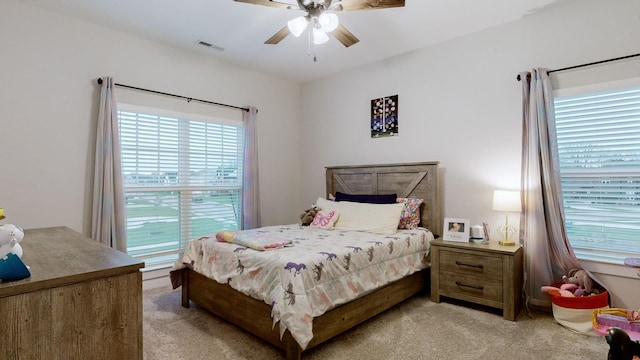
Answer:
[[499, 239, 516, 246]]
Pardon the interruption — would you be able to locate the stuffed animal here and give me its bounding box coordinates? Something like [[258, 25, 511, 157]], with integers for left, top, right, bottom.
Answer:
[[562, 268, 594, 295], [541, 283, 578, 298], [0, 223, 30, 282], [300, 206, 320, 226], [0, 223, 24, 259]]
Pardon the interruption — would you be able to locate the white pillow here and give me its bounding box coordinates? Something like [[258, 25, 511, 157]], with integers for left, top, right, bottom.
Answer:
[[315, 197, 403, 235]]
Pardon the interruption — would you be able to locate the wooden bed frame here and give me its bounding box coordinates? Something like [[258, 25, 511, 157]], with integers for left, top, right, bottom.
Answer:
[[178, 162, 441, 359]]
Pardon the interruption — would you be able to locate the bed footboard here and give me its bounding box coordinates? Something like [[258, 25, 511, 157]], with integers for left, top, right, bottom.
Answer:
[[179, 267, 427, 360]]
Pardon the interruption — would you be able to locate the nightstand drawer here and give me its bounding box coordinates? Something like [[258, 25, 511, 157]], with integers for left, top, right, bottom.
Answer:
[[439, 250, 503, 280], [439, 272, 503, 304]]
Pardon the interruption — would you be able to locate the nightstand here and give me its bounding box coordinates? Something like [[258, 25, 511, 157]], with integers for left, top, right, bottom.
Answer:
[[430, 239, 523, 321]]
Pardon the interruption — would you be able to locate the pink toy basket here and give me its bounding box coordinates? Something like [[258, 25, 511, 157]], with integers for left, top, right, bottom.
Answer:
[[548, 282, 610, 336]]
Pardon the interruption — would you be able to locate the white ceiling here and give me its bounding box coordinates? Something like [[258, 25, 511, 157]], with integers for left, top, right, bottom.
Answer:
[[22, 0, 563, 83]]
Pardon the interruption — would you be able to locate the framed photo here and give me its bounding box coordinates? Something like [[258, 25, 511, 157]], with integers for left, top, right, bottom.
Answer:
[[443, 218, 470, 243], [371, 95, 398, 138]]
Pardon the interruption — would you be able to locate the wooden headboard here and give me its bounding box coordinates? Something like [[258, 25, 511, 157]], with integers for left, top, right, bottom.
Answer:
[[325, 162, 442, 237]]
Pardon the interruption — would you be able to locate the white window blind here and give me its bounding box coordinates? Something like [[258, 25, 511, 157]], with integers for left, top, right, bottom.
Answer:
[[554, 86, 640, 263], [118, 106, 244, 269]]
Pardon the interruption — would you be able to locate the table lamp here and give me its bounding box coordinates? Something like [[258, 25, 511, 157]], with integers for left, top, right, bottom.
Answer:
[[492, 190, 521, 246]]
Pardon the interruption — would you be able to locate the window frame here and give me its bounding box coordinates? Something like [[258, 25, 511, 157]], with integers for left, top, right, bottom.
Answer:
[[117, 103, 244, 270], [553, 76, 640, 264]]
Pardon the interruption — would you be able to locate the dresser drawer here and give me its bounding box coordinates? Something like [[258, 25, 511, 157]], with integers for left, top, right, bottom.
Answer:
[[439, 271, 503, 304], [439, 249, 503, 280]]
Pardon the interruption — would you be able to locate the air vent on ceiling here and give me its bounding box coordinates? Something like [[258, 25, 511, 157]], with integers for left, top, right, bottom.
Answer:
[[195, 40, 224, 51]]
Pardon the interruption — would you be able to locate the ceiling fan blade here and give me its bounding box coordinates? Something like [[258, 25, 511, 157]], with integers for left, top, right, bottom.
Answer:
[[234, 0, 293, 10], [331, 24, 359, 47], [265, 26, 291, 44], [336, 0, 405, 12]]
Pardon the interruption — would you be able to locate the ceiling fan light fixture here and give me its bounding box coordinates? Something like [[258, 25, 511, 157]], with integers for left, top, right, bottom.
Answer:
[[287, 16, 308, 37], [237, 0, 405, 50], [312, 27, 329, 45], [318, 12, 339, 32]]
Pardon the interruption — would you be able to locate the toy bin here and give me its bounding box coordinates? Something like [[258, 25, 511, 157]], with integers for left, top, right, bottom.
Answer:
[[548, 283, 609, 336]]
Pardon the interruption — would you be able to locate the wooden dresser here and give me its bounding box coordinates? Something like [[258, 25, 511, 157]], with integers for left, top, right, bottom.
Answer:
[[0, 226, 145, 359], [430, 239, 523, 321]]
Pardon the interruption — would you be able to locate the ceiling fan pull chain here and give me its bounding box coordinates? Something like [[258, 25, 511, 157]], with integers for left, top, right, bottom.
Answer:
[[307, 24, 312, 57], [310, 32, 317, 62]]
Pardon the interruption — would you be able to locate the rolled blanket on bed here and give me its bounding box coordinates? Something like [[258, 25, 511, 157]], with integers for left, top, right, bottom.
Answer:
[[215, 230, 293, 251], [215, 231, 236, 243]]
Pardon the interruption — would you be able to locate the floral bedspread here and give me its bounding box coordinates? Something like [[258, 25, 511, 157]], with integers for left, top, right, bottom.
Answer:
[[172, 224, 433, 350]]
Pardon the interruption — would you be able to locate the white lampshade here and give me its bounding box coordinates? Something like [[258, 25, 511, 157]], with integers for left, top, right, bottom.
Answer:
[[287, 16, 308, 37], [492, 190, 521, 212], [318, 13, 339, 32], [312, 27, 329, 44]]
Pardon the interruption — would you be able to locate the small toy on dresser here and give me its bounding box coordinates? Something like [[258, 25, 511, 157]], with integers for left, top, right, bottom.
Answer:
[[0, 223, 24, 258], [0, 214, 31, 281]]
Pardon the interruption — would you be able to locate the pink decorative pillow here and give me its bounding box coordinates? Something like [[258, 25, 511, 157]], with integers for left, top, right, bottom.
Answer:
[[397, 198, 423, 229], [310, 210, 340, 230]]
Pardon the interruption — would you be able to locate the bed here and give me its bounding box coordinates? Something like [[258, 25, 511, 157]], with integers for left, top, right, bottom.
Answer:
[[171, 162, 442, 360]]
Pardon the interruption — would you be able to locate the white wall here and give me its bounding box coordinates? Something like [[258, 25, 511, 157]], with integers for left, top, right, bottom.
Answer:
[[0, 1, 302, 234], [300, 0, 640, 308]]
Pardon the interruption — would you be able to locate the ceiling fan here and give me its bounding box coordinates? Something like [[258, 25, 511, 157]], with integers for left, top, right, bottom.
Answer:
[[234, 0, 405, 48]]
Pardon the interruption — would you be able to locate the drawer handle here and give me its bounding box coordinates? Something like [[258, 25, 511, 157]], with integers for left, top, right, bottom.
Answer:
[[455, 261, 483, 270], [456, 281, 484, 291]]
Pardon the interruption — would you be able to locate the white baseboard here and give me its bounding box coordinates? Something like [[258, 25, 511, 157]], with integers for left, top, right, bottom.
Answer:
[[142, 266, 172, 291]]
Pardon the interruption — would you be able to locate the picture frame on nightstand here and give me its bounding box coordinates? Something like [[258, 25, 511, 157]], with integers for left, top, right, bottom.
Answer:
[[443, 218, 470, 243]]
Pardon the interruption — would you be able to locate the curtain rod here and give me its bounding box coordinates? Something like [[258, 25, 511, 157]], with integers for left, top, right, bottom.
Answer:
[[516, 52, 640, 81], [96, 78, 254, 112]]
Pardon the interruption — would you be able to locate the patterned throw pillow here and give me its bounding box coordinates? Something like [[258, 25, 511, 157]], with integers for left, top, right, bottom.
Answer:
[[397, 198, 423, 229], [310, 210, 340, 230]]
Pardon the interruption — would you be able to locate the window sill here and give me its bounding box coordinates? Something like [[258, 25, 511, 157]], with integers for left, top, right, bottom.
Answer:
[[578, 259, 640, 280]]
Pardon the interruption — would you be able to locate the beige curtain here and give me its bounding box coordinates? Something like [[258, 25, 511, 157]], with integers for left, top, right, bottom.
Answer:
[[242, 106, 261, 229], [519, 69, 582, 307], [91, 77, 126, 251]]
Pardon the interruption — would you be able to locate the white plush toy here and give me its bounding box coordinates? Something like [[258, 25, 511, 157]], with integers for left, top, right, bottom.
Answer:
[[0, 224, 24, 259]]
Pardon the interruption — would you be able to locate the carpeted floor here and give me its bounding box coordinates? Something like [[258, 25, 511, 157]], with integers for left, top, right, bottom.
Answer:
[[143, 286, 610, 359]]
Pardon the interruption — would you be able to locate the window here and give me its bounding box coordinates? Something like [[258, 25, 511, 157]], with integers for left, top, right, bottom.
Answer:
[[554, 84, 640, 263], [118, 105, 244, 269]]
